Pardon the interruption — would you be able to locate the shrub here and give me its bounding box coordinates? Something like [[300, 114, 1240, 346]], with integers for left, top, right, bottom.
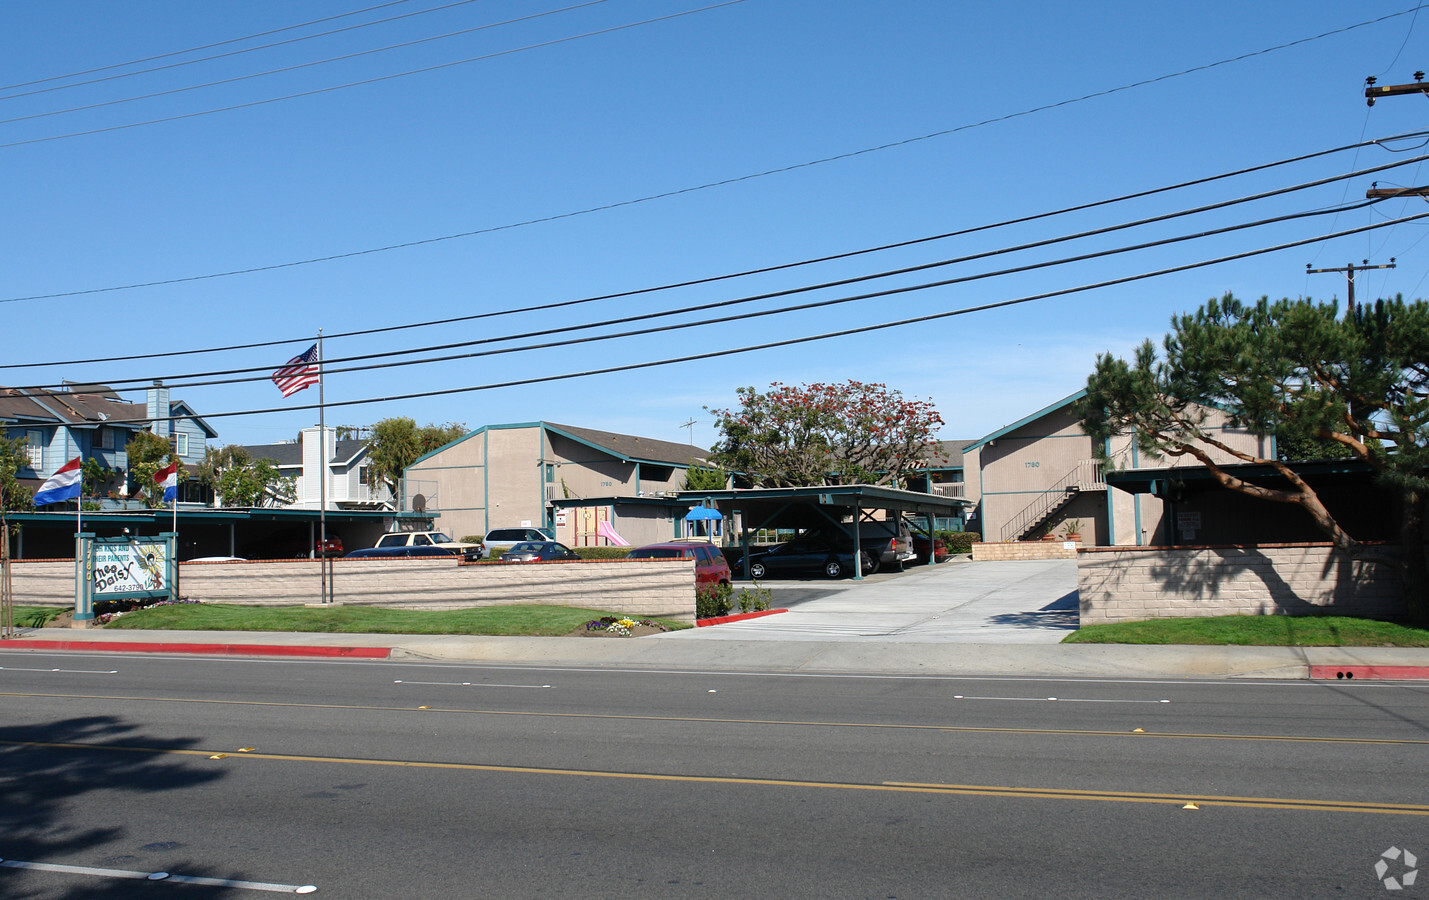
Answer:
[[938, 531, 980, 553], [574, 546, 632, 560], [735, 583, 773, 613], [460, 535, 484, 544], [696, 582, 734, 619]]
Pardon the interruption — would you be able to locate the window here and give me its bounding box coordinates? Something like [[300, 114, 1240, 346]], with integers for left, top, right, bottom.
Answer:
[[412, 534, 431, 546], [95, 428, 110, 450], [175, 433, 189, 456], [26, 430, 43, 468]]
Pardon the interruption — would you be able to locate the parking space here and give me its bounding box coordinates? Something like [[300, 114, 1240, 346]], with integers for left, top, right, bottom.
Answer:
[[663, 558, 1079, 643]]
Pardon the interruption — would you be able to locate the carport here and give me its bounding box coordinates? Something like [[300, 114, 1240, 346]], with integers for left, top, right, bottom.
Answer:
[[678, 485, 973, 580]]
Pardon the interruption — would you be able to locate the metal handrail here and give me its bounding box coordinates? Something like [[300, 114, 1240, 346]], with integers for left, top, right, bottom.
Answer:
[[999, 460, 1103, 542]]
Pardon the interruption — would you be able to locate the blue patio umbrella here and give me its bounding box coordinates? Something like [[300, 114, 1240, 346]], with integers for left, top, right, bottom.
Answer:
[[683, 505, 723, 539]]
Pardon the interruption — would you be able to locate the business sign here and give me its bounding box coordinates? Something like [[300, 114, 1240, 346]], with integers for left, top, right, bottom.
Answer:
[[74, 533, 178, 622], [94, 540, 170, 595]]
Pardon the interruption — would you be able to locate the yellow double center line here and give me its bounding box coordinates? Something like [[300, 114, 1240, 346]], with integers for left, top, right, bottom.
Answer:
[[4, 737, 1427, 817]]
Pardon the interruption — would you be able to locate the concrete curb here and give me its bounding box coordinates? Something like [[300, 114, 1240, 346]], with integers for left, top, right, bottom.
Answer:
[[696, 609, 788, 627], [0, 639, 391, 659], [2, 630, 1428, 679]]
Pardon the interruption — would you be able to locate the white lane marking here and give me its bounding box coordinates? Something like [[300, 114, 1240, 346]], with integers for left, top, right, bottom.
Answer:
[[0, 666, 117, 674], [393, 680, 551, 688], [0, 858, 315, 893], [11, 653, 1412, 693], [952, 695, 1171, 704]]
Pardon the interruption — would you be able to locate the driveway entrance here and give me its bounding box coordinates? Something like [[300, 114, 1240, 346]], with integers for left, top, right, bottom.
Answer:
[[658, 558, 1079, 644]]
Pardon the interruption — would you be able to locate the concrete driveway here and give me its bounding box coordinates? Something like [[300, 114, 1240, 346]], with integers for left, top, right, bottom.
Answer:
[[658, 558, 1079, 643]]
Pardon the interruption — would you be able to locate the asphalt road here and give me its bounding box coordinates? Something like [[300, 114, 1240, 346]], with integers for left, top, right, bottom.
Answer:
[[2, 651, 1427, 898]]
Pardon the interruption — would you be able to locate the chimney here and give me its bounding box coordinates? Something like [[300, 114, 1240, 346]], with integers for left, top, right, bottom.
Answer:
[[147, 380, 170, 437]]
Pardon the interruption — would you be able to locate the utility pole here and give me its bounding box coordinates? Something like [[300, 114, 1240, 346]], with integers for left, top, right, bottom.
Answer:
[[1365, 71, 1429, 105], [680, 418, 696, 446], [1306, 259, 1394, 315]]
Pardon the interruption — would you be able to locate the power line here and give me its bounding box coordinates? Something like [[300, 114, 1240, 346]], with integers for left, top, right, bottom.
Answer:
[[1, 7, 1419, 301], [20, 191, 1402, 394], [0, 0, 492, 102], [99, 210, 1429, 427], [122, 195, 1392, 394], [0, 0, 420, 92], [7, 131, 1426, 374], [0, 0, 614, 126], [0, 0, 748, 151]]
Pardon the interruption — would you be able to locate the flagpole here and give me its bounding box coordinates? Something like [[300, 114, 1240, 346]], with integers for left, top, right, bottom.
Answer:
[[318, 330, 329, 605]]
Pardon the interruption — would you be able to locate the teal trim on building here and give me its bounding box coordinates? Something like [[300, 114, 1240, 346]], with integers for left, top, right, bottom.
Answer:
[[962, 389, 1087, 453]]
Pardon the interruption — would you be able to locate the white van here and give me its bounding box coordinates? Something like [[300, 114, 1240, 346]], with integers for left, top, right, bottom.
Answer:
[[374, 531, 474, 551]]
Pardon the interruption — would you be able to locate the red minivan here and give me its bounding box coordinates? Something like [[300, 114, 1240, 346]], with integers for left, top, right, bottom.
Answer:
[[625, 542, 731, 586]]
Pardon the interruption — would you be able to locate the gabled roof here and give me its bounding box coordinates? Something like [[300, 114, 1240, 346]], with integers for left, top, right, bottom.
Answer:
[[962, 389, 1087, 453], [544, 422, 711, 467], [0, 386, 217, 443], [238, 439, 368, 468], [0, 386, 145, 429], [920, 440, 975, 470], [170, 399, 219, 439], [409, 421, 713, 469]]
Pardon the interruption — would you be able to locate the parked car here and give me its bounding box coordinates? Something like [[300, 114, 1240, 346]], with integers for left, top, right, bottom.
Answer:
[[374, 531, 472, 551], [745, 536, 874, 580], [912, 534, 949, 564], [470, 527, 556, 560], [625, 541, 731, 586], [809, 520, 915, 573], [346, 545, 457, 559], [293, 535, 343, 558], [499, 541, 580, 563]]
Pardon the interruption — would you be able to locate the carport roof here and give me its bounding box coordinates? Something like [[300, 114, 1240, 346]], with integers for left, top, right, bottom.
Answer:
[[5, 507, 406, 527], [1104, 458, 1374, 494], [677, 484, 973, 519]]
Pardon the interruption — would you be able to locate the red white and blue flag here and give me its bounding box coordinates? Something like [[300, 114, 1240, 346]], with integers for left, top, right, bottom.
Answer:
[[154, 461, 179, 503], [272, 343, 320, 397], [33, 456, 82, 507]]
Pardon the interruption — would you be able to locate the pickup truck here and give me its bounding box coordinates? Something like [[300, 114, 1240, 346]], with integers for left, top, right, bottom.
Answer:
[[810, 522, 915, 574]]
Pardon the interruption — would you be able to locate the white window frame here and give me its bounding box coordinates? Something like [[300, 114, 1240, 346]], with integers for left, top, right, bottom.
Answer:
[[26, 429, 43, 469], [175, 433, 189, 457]]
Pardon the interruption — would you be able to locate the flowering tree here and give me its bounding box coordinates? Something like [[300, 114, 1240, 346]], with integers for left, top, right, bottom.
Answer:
[[708, 380, 944, 487]]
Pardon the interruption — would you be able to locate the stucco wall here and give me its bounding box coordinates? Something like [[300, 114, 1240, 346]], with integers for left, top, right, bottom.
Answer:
[[1077, 543, 1403, 625], [965, 398, 1270, 546], [11, 557, 697, 622]]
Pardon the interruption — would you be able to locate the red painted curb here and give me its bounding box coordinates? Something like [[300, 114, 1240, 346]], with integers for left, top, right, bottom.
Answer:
[[1309, 665, 1429, 681], [696, 609, 788, 627], [0, 640, 391, 659]]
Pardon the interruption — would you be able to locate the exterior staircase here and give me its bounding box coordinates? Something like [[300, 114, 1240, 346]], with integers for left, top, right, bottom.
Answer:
[[1000, 460, 1105, 542]]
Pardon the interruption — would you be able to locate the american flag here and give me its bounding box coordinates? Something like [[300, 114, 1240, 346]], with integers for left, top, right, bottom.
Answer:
[[272, 343, 320, 397]]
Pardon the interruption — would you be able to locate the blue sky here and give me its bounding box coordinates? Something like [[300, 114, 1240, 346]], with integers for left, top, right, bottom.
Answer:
[[4, 1, 1428, 452]]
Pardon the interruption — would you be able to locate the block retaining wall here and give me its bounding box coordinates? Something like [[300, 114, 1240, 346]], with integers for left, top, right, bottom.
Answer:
[[972, 541, 1082, 561], [8, 557, 696, 623], [1076, 543, 1404, 626]]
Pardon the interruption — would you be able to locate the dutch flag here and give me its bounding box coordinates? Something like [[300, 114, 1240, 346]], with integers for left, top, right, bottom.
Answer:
[[33, 456, 83, 507], [155, 461, 179, 503]]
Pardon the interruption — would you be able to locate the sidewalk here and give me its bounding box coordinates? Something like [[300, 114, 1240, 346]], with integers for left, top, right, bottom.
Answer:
[[4, 625, 1428, 681], [3, 559, 1427, 680]]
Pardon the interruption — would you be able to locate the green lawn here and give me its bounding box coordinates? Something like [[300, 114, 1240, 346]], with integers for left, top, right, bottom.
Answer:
[[12, 606, 67, 628], [1064, 615, 1429, 647], [16, 603, 690, 636]]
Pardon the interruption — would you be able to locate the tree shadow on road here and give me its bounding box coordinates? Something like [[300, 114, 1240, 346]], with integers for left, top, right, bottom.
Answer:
[[0, 715, 259, 899]]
